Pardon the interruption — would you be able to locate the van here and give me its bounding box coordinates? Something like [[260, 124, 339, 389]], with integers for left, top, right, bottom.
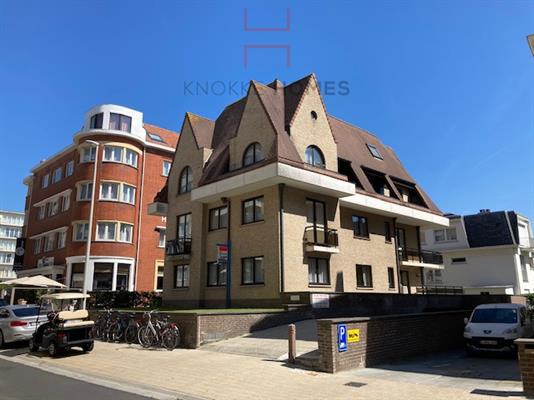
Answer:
[[464, 303, 533, 353]]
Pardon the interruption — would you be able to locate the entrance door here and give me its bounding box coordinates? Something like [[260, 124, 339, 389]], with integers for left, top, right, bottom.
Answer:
[[400, 270, 410, 294]]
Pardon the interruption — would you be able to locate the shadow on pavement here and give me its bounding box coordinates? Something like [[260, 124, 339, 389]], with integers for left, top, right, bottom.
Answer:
[[244, 319, 317, 342], [470, 389, 524, 397], [374, 350, 520, 382]]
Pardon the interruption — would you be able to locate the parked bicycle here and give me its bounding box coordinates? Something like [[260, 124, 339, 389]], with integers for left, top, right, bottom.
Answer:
[[137, 310, 180, 351]]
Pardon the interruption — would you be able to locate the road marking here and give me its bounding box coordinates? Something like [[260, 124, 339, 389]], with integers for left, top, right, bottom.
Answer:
[[0, 353, 211, 400]]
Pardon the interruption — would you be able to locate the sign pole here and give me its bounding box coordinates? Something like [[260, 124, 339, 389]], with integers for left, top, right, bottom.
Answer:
[[226, 240, 232, 308]]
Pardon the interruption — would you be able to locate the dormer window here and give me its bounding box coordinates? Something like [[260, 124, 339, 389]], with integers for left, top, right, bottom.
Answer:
[[90, 113, 103, 129], [367, 144, 383, 160], [109, 113, 132, 133], [305, 145, 325, 169], [148, 133, 165, 143], [243, 142, 264, 167]]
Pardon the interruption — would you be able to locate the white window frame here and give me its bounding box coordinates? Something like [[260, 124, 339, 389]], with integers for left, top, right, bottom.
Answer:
[[96, 221, 117, 241], [118, 223, 134, 243], [38, 205, 46, 220], [61, 194, 70, 212], [158, 228, 166, 248], [77, 182, 93, 201], [73, 222, 89, 242], [47, 199, 59, 217], [162, 160, 171, 177], [100, 182, 120, 201], [434, 228, 458, 243], [43, 233, 55, 252], [80, 146, 96, 163], [121, 184, 136, 204], [41, 174, 49, 189], [103, 145, 124, 163], [57, 231, 67, 249], [65, 160, 74, 177], [52, 167, 62, 184]]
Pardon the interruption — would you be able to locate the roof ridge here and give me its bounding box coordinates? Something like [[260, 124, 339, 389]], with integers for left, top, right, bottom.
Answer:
[[327, 114, 381, 140], [185, 112, 214, 122], [143, 122, 179, 135]]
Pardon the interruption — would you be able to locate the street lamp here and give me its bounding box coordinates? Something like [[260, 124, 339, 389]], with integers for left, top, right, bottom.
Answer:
[[82, 140, 99, 307]]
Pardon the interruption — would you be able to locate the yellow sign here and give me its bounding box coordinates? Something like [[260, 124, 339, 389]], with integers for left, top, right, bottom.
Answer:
[[347, 329, 360, 343]]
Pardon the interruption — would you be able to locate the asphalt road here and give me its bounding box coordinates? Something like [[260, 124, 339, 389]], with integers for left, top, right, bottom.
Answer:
[[0, 358, 154, 400]]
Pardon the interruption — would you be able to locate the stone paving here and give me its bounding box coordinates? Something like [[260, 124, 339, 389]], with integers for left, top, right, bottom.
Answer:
[[0, 341, 525, 400]]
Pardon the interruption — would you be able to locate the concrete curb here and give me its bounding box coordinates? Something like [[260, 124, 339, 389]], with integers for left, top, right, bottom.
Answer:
[[0, 352, 212, 400]]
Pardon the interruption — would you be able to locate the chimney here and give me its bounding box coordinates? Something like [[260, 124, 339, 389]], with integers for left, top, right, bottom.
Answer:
[[479, 209, 491, 214]]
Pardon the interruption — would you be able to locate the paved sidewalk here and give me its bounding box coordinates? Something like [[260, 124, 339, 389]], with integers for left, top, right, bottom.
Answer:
[[1, 342, 525, 400], [201, 319, 318, 359]]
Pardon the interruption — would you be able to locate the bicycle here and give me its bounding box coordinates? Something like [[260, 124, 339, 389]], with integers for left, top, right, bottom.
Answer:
[[137, 310, 180, 350]]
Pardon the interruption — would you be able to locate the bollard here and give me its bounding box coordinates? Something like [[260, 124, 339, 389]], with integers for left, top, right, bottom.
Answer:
[[288, 323, 296, 363]]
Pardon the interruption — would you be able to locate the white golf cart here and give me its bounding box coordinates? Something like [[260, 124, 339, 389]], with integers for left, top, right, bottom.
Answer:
[[29, 293, 95, 357]]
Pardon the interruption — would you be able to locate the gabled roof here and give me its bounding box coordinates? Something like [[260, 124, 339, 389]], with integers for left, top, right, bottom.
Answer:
[[169, 74, 441, 214]]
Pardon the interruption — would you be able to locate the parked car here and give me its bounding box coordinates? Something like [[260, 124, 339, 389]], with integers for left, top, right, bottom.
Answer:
[[464, 303, 533, 354], [0, 305, 46, 347], [29, 293, 94, 357]]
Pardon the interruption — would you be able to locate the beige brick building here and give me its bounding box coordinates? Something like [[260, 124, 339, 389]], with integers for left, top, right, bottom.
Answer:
[[151, 74, 449, 307]]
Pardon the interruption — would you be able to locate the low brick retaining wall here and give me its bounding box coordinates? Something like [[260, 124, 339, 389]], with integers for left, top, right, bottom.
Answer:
[[90, 309, 311, 349], [316, 310, 469, 373]]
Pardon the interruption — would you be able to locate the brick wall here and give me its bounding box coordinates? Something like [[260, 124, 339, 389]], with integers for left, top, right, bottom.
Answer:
[[317, 310, 468, 373], [516, 339, 534, 396]]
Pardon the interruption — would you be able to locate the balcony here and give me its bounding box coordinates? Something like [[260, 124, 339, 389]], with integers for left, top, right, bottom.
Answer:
[[398, 247, 444, 269], [304, 226, 339, 254], [165, 238, 192, 257]]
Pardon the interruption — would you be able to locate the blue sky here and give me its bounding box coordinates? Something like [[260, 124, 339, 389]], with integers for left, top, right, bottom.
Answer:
[[1, 0, 533, 220]]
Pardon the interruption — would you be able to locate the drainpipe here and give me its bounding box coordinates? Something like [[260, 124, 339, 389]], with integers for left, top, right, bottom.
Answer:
[[134, 147, 147, 291], [278, 183, 286, 294], [392, 217, 402, 294], [223, 197, 232, 308]]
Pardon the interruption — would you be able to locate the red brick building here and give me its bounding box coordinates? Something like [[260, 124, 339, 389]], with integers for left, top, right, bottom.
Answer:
[[20, 104, 178, 292]]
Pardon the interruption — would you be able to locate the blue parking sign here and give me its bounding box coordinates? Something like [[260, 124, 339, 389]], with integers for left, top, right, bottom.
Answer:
[[338, 324, 347, 352]]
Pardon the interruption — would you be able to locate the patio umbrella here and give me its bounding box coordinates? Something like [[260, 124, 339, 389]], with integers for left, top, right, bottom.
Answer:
[[0, 275, 66, 304]]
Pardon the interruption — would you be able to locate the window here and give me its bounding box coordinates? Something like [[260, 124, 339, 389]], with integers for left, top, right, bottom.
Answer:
[[103, 146, 123, 163], [179, 166, 192, 194], [162, 160, 171, 176], [388, 267, 395, 289], [122, 184, 136, 204], [65, 160, 74, 177], [125, 149, 138, 167], [119, 223, 133, 243], [174, 265, 190, 288], [109, 113, 132, 132], [158, 228, 166, 247], [306, 199, 326, 244], [384, 221, 391, 242], [117, 263, 130, 291], [0, 253, 13, 264], [207, 262, 226, 287], [47, 199, 59, 217], [310, 110, 318, 120], [93, 262, 113, 291], [242, 256, 264, 285], [96, 222, 116, 241], [177, 213, 192, 240], [451, 257, 467, 264], [78, 182, 93, 201], [366, 144, 383, 160], [0, 227, 21, 238], [41, 174, 49, 189], [90, 113, 103, 129], [242, 196, 264, 224], [356, 264, 373, 288], [156, 265, 164, 291], [209, 206, 228, 231], [33, 238, 42, 254], [81, 146, 96, 163], [352, 215, 369, 238], [52, 167, 62, 184], [100, 182, 119, 201], [243, 142, 264, 167], [37, 205, 46, 220], [148, 132, 165, 142], [305, 145, 325, 168], [102, 145, 138, 167], [70, 263, 84, 289], [308, 258, 329, 285], [57, 231, 67, 249], [434, 228, 457, 242], [61, 194, 70, 212], [43, 234, 55, 252]]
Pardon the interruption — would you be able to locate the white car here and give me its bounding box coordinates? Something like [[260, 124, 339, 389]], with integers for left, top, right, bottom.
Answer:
[[464, 303, 533, 353]]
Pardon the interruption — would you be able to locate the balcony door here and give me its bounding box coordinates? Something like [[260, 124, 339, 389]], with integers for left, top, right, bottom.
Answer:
[[395, 228, 407, 260], [306, 199, 326, 244]]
